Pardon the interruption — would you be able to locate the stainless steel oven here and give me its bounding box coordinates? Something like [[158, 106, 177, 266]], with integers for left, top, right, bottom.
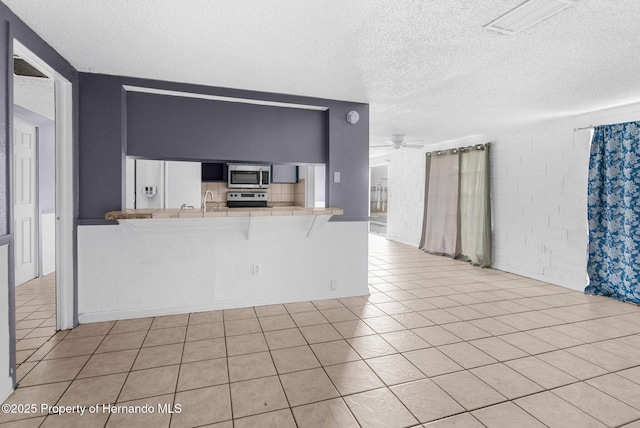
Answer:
[[228, 164, 270, 189], [227, 192, 268, 208]]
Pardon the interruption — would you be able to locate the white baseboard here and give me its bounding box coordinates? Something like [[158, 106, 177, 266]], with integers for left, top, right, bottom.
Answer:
[[78, 287, 369, 324], [384, 235, 420, 247], [383, 235, 586, 292]]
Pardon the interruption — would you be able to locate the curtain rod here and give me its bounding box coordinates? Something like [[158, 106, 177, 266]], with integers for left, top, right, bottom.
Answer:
[[426, 142, 490, 156], [574, 125, 594, 132]]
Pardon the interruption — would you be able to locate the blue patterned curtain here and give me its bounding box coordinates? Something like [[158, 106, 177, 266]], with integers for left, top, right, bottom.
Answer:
[[585, 121, 640, 304]]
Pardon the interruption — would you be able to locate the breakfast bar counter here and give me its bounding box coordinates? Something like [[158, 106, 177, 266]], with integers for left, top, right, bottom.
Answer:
[[79, 205, 366, 323], [104, 206, 344, 220]]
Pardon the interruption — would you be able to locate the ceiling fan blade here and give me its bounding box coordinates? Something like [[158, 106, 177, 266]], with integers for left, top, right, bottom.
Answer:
[[373, 135, 423, 150]]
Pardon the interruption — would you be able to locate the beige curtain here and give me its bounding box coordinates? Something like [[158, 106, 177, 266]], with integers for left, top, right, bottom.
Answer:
[[458, 146, 491, 266], [419, 152, 460, 256], [420, 145, 491, 267]]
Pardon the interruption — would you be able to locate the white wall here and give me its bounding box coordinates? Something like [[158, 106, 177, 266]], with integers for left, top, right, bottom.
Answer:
[[382, 150, 425, 246], [491, 122, 590, 289], [314, 165, 326, 207], [40, 212, 56, 275], [78, 219, 368, 322], [299, 166, 327, 208], [299, 166, 314, 208], [370, 164, 388, 187], [492, 102, 640, 290], [13, 76, 54, 120], [0, 245, 12, 403], [376, 102, 640, 291]]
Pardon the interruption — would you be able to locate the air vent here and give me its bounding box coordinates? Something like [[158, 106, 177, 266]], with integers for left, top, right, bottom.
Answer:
[[484, 0, 573, 35], [14, 57, 48, 78]]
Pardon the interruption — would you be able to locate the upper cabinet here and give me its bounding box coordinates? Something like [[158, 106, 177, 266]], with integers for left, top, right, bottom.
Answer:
[[202, 163, 298, 183], [201, 163, 227, 182], [272, 165, 298, 183]]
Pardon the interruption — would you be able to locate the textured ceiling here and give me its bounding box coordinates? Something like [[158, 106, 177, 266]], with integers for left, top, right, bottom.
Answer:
[[5, 0, 640, 155]]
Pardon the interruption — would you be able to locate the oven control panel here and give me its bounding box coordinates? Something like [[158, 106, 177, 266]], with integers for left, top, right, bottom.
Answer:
[[227, 192, 267, 201]]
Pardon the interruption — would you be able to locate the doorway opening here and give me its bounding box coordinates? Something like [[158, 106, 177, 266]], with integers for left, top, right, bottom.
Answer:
[[13, 85, 55, 286], [12, 58, 57, 378], [369, 163, 389, 235], [10, 40, 74, 385]]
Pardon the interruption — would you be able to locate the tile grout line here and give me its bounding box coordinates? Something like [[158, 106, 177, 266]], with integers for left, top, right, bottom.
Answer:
[[8, 244, 640, 427]]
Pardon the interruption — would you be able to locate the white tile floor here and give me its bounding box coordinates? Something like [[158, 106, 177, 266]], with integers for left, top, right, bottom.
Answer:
[[3, 234, 640, 427]]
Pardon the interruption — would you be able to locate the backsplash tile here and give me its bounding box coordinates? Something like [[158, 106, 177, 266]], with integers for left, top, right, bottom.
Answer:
[[201, 182, 298, 206]]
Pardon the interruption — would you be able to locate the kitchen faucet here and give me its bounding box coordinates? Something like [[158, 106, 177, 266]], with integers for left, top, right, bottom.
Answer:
[[202, 190, 214, 212]]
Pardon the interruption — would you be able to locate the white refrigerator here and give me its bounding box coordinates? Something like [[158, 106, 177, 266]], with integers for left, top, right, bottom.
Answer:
[[126, 159, 201, 209]]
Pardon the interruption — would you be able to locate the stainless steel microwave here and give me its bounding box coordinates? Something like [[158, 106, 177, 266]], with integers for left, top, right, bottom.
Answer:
[[228, 164, 270, 189]]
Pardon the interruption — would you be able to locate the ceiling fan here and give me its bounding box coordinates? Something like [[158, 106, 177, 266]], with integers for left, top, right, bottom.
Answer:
[[371, 134, 424, 150]]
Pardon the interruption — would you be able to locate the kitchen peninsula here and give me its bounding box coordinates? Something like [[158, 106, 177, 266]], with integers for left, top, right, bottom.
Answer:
[[76, 76, 369, 324], [78, 204, 365, 323], [103, 206, 344, 243]]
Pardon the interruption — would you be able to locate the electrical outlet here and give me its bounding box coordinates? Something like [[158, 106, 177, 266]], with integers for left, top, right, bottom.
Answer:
[[330, 280, 337, 291], [253, 264, 261, 275]]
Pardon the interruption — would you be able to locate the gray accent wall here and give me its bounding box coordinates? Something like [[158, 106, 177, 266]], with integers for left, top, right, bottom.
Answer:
[[79, 73, 369, 221], [127, 92, 327, 164]]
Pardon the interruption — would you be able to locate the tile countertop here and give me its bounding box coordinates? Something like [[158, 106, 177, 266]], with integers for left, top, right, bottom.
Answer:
[[105, 207, 344, 220]]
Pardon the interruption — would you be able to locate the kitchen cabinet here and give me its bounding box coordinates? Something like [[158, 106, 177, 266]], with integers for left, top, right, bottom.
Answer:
[[201, 162, 227, 182], [272, 164, 298, 183]]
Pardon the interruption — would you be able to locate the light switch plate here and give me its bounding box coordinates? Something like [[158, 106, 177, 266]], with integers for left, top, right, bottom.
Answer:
[[334, 172, 341, 183]]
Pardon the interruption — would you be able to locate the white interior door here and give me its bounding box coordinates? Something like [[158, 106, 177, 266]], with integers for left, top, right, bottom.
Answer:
[[13, 118, 38, 286]]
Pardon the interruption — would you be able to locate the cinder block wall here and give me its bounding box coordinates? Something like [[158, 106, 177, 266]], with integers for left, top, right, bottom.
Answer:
[[374, 101, 640, 291]]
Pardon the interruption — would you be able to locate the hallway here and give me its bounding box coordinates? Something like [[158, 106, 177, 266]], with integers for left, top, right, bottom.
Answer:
[[14, 273, 57, 372]]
